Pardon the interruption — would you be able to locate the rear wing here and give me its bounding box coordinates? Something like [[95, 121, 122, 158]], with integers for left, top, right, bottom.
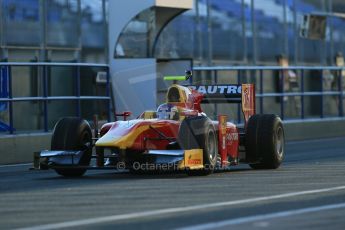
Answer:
[[188, 84, 256, 124]]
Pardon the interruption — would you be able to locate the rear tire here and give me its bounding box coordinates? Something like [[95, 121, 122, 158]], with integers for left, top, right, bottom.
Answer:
[[178, 116, 218, 176], [246, 114, 285, 169], [51, 117, 92, 177]]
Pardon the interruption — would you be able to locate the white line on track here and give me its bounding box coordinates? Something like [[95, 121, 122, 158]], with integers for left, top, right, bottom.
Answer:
[[178, 202, 345, 230], [15, 185, 345, 230], [0, 163, 31, 168]]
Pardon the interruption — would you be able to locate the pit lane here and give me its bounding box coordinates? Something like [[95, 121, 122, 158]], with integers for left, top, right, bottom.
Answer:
[[1, 137, 345, 230]]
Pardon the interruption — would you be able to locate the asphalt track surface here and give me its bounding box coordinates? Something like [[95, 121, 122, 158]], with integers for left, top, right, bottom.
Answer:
[[1, 137, 345, 230]]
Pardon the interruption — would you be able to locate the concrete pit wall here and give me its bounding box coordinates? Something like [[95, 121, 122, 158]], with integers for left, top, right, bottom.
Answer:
[[1, 133, 51, 165]]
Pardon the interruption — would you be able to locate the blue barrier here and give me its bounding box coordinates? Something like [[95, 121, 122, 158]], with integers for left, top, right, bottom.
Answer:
[[0, 62, 111, 134], [0, 65, 13, 132], [0, 65, 8, 111]]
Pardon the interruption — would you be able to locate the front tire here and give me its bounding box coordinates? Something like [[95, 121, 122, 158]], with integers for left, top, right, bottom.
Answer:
[[178, 116, 218, 175], [51, 117, 92, 177], [246, 114, 285, 169]]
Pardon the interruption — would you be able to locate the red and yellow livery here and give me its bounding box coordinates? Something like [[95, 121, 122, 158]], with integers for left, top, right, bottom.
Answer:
[[34, 72, 285, 177]]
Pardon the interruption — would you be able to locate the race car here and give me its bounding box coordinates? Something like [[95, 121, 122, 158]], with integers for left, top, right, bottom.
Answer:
[[33, 71, 285, 177]]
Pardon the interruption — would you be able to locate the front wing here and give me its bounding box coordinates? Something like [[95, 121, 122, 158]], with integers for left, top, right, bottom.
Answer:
[[32, 149, 204, 171]]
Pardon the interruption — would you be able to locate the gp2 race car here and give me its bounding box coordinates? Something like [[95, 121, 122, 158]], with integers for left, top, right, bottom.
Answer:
[[33, 71, 285, 177]]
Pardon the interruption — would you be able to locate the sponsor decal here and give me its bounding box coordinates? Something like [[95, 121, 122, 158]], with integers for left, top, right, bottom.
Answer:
[[189, 85, 242, 95], [218, 115, 227, 151], [243, 87, 251, 109], [184, 149, 203, 168], [188, 153, 202, 165], [219, 116, 227, 135], [226, 133, 239, 142], [188, 159, 202, 165], [242, 84, 254, 112]]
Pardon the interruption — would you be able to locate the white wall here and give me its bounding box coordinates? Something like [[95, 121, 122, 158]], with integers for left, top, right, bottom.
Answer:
[[108, 0, 192, 117]]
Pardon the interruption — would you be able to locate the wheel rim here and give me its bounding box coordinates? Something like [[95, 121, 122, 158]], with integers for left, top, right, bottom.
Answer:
[[81, 131, 91, 147], [79, 129, 92, 165], [276, 126, 284, 157], [207, 129, 217, 161]]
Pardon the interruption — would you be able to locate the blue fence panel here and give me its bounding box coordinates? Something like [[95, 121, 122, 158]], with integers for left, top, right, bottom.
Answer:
[[193, 66, 345, 123], [0, 62, 111, 134], [0, 66, 8, 111], [0, 65, 12, 132]]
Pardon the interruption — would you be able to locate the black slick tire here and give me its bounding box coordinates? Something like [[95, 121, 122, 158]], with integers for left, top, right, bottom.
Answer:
[[51, 117, 92, 177], [246, 114, 285, 169], [178, 116, 218, 176]]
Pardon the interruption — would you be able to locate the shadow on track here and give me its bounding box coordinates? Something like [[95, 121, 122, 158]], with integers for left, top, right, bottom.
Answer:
[[36, 166, 253, 181]]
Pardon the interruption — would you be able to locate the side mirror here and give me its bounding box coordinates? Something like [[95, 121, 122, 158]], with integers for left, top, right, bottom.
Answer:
[[115, 111, 132, 121]]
